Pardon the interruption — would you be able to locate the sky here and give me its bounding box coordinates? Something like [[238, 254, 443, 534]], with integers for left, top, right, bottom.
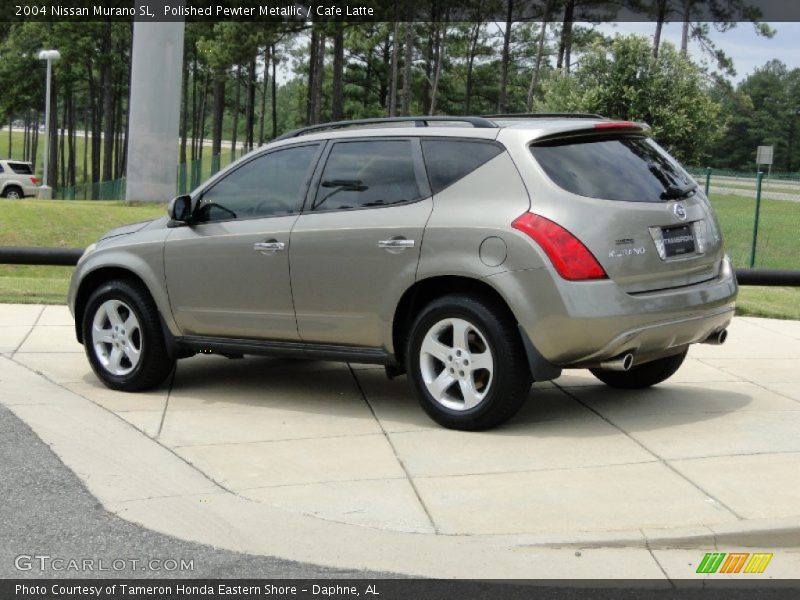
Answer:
[[275, 20, 799, 86], [600, 21, 800, 82]]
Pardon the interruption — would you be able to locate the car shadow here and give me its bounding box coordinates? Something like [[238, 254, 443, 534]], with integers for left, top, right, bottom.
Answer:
[[155, 354, 754, 438]]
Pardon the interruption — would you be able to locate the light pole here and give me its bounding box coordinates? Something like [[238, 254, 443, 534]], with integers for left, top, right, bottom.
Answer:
[[37, 49, 61, 199]]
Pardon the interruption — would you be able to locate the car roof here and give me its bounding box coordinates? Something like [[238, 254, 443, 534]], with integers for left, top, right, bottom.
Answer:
[[261, 114, 653, 148], [273, 125, 501, 145]]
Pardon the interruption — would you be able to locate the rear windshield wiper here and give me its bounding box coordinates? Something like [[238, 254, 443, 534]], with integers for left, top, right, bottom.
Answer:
[[660, 182, 697, 200]]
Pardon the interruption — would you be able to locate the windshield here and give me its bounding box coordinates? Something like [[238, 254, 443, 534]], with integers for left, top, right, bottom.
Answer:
[[530, 136, 695, 203]]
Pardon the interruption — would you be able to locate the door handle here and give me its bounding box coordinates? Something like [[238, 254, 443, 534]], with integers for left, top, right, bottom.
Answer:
[[378, 239, 415, 249], [253, 241, 285, 254]]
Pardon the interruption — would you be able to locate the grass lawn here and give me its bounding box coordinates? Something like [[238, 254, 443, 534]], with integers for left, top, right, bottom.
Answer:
[[709, 194, 799, 270], [0, 199, 164, 304], [735, 286, 800, 321], [0, 195, 798, 320]]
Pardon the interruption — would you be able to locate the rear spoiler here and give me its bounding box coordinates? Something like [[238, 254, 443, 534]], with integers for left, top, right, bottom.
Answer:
[[532, 121, 652, 144]]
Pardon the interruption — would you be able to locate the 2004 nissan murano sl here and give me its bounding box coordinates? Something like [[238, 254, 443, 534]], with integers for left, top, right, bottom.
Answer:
[[69, 115, 737, 430]]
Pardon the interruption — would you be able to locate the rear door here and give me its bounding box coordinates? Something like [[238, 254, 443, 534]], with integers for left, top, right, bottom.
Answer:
[[289, 137, 432, 348], [528, 133, 724, 293]]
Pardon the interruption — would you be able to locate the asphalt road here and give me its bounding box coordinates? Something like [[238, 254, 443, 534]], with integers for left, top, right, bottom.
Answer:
[[0, 403, 392, 580]]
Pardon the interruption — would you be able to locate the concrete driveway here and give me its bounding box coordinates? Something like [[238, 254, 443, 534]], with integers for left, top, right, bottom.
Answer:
[[2, 303, 800, 578]]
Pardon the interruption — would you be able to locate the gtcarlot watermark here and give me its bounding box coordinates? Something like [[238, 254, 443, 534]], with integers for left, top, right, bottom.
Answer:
[[14, 554, 195, 573]]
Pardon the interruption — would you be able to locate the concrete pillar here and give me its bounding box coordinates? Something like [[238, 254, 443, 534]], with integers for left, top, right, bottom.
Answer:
[[125, 19, 184, 202]]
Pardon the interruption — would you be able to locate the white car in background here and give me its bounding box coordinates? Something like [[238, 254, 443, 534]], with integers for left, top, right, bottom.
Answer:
[[0, 160, 40, 198]]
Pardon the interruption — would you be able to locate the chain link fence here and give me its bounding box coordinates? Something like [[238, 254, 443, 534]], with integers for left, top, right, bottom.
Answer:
[[50, 148, 251, 201], [686, 167, 800, 271]]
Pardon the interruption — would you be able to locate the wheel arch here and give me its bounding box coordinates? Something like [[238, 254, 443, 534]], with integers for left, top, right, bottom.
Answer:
[[2, 181, 23, 195], [74, 266, 162, 345], [391, 274, 561, 382], [391, 275, 518, 363]]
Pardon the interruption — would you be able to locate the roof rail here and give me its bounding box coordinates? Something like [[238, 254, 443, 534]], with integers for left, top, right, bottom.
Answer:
[[482, 112, 605, 120], [274, 116, 497, 141]]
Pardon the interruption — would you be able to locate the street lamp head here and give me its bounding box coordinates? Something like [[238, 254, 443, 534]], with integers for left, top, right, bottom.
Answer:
[[37, 49, 61, 61]]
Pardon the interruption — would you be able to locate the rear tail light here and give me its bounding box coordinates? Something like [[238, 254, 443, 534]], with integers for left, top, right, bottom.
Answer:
[[31, 177, 39, 185], [512, 213, 607, 281]]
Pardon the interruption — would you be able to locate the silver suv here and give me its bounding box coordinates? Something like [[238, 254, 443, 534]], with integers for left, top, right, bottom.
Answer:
[[69, 115, 737, 430], [0, 159, 39, 198]]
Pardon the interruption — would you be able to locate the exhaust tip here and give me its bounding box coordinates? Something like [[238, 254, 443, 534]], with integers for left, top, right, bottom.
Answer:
[[703, 329, 728, 345], [598, 352, 635, 372], [621, 352, 634, 371]]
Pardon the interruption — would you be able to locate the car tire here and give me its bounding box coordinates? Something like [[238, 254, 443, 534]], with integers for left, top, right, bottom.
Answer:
[[82, 279, 175, 392], [2, 186, 23, 199], [406, 294, 532, 431], [590, 350, 687, 389]]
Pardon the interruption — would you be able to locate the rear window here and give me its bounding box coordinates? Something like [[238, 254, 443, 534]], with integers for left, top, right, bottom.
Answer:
[[530, 136, 694, 202], [8, 162, 33, 175], [422, 139, 503, 194]]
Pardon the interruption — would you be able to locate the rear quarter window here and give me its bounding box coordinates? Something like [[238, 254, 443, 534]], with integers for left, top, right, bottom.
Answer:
[[422, 139, 504, 194], [8, 162, 33, 175], [530, 136, 694, 203]]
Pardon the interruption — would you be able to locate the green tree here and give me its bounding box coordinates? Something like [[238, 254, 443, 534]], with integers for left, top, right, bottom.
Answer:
[[709, 60, 800, 172], [642, 0, 774, 76], [541, 34, 721, 163]]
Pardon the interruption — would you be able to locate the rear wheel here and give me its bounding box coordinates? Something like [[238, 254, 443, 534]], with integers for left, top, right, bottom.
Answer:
[[406, 294, 532, 430], [590, 350, 687, 389], [82, 279, 175, 391], [2, 186, 23, 199]]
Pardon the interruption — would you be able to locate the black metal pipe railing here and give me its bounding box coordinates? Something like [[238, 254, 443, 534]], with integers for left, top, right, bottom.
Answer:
[[1, 246, 799, 287], [734, 269, 800, 287], [0, 246, 85, 266]]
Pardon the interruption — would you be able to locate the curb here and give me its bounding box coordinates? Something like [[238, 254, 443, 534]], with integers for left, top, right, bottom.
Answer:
[[517, 519, 800, 550]]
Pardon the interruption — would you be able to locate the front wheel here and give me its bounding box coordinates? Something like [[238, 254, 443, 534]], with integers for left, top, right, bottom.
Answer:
[[406, 294, 532, 431], [82, 280, 175, 391], [590, 350, 687, 389]]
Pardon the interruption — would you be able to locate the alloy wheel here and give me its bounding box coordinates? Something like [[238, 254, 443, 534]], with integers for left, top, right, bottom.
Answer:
[[419, 317, 494, 411], [91, 299, 143, 376]]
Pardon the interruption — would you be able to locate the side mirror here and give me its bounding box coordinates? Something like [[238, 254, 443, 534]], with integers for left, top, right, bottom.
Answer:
[[167, 195, 196, 227]]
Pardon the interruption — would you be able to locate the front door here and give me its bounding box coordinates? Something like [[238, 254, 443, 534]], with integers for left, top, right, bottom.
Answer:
[[290, 138, 432, 348], [165, 143, 321, 340]]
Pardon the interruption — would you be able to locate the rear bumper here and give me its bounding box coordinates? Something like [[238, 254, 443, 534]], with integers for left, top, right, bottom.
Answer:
[[488, 256, 737, 366]]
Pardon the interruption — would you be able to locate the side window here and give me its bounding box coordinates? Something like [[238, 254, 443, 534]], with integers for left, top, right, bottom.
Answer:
[[0, 164, 5, 173], [422, 139, 504, 194], [8, 162, 33, 175], [313, 140, 421, 211], [195, 144, 319, 223]]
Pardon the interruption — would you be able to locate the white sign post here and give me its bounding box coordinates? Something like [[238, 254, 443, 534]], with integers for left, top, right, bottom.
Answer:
[[756, 145, 774, 188], [756, 145, 774, 166]]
